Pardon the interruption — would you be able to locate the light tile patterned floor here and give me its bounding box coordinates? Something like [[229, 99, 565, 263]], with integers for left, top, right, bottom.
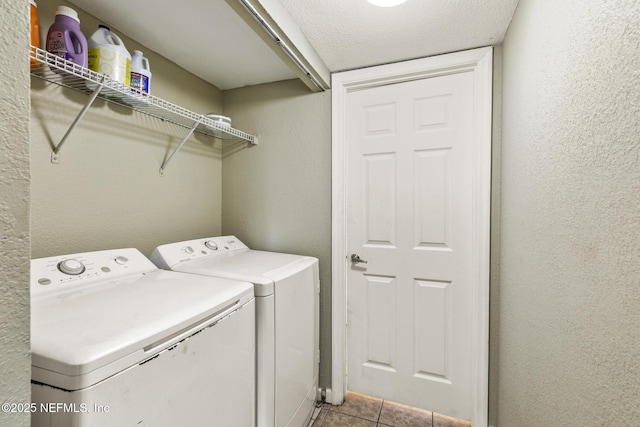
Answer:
[[311, 391, 471, 427]]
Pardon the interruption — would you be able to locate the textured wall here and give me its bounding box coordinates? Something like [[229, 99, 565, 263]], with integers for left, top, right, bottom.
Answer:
[[221, 80, 332, 386], [0, 0, 31, 425], [489, 45, 502, 427], [31, 1, 225, 258], [499, 0, 640, 425]]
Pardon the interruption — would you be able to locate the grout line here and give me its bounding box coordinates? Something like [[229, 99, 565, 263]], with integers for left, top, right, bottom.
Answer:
[[335, 412, 378, 425], [376, 399, 384, 427], [308, 406, 323, 427]]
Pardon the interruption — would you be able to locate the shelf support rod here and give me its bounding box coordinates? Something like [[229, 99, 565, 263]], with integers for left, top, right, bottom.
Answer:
[[51, 83, 104, 164], [159, 119, 202, 176]]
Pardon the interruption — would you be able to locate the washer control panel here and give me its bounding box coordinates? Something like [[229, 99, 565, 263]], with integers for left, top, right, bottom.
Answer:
[[150, 235, 248, 269], [31, 248, 157, 297]]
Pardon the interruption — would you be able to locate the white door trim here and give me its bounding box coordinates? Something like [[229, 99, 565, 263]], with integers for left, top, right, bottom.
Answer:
[[331, 47, 493, 426]]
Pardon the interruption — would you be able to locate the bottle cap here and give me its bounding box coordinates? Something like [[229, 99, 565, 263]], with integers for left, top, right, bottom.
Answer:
[[30, 0, 37, 7], [56, 6, 79, 22]]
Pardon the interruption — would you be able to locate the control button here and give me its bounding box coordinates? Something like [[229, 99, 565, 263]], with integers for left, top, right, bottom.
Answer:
[[228, 240, 236, 245], [204, 240, 218, 251], [114, 256, 129, 265], [38, 278, 51, 286], [101, 266, 111, 273], [58, 259, 85, 275], [182, 246, 195, 254]]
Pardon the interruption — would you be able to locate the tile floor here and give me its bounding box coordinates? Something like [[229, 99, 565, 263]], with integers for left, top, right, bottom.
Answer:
[[310, 391, 471, 427]]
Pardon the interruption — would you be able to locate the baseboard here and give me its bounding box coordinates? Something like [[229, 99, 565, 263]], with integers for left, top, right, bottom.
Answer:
[[324, 388, 332, 404], [316, 387, 334, 404]]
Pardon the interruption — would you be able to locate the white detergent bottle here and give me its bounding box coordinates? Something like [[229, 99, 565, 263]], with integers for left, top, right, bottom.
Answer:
[[88, 25, 131, 87], [130, 50, 152, 95]]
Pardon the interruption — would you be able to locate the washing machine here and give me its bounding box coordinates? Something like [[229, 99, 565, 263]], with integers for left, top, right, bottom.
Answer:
[[31, 248, 256, 427], [151, 236, 319, 427]]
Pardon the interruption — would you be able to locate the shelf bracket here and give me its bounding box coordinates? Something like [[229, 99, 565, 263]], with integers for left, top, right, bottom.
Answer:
[[159, 119, 202, 176], [51, 82, 104, 164]]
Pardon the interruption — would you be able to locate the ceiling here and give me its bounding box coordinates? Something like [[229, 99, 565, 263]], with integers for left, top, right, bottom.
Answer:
[[69, 0, 520, 90], [278, 0, 520, 73]]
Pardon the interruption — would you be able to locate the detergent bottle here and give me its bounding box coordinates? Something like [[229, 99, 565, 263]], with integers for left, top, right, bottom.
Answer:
[[30, 0, 41, 69], [46, 6, 88, 70], [130, 50, 152, 95], [88, 25, 131, 86]]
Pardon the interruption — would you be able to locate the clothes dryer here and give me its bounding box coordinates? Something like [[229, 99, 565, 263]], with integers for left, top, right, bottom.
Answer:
[[151, 236, 319, 427], [31, 248, 255, 427]]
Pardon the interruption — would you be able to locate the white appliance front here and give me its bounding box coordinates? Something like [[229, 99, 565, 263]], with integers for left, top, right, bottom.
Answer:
[[151, 236, 320, 427], [31, 248, 256, 427]]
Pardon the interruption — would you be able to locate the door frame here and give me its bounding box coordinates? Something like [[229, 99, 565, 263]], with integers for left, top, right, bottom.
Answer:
[[331, 47, 493, 426]]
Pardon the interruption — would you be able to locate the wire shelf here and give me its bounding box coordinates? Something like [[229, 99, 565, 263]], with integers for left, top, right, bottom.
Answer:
[[30, 46, 256, 143]]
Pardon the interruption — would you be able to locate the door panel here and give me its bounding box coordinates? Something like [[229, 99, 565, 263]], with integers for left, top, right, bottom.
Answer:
[[414, 279, 450, 379], [415, 148, 451, 248], [364, 274, 396, 369], [346, 71, 474, 420], [363, 153, 396, 245]]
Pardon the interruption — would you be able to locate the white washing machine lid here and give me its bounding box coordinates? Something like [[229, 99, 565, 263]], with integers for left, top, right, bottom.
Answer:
[[31, 251, 253, 391], [170, 249, 317, 297]]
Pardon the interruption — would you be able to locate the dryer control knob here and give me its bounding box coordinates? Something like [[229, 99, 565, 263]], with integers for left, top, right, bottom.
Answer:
[[114, 256, 129, 265], [58, 259, 85, 275], [204, 240, 218, 251]]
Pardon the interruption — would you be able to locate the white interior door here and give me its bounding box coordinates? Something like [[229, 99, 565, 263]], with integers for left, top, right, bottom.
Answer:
[[345, 68, 477, 421]]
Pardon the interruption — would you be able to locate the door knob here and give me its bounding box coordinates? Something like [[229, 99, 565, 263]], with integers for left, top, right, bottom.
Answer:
[[350, 253, 368, 264]]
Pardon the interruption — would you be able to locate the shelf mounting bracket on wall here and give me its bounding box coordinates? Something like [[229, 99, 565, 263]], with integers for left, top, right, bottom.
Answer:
[[159, 119, 202, 176], [51, 82, 104, 164]]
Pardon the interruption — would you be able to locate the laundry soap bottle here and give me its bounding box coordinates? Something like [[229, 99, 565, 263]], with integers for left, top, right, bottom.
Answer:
[[88, 25, 131, 86], [30, 0, 40, 69], [46, 6, 88, 70], [130, 50, 151, 95]]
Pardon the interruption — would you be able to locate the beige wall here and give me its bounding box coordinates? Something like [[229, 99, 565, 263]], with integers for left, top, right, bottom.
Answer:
[[31, 1, 225, 258], [221, 80, 333, 386], [0, 0, 30, 426], [489, 45, 502, 427], [498, 0, 640, 425]]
